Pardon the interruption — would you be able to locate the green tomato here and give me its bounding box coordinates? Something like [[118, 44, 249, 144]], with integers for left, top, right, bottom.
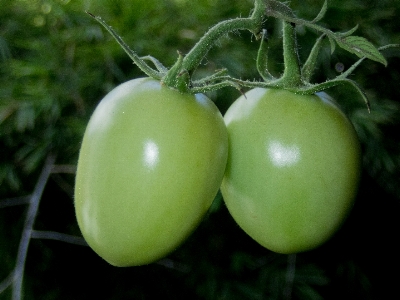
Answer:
[[221, 88, 361, 254], [74, 78, 228, 266]]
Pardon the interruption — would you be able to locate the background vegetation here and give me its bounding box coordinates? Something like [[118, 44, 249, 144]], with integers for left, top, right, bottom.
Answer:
[[1, 0, 399, 299]]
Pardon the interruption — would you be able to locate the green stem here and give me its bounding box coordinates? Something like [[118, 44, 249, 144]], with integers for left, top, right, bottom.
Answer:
[[265, 4, 336, 40], [337, 44, 400, 80], [163, 0, 266, 90], [87, 12, 163, 80], [277, 21, 302, 88], [301, 33, 326, 83], [283, 254, 297, 300], [257, 29, 276, 81], [183, 0, 265, 72]]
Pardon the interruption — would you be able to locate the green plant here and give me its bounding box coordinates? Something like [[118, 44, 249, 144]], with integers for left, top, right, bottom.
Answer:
[[77, 0, 397, 263], [1, 0, 399, 299]]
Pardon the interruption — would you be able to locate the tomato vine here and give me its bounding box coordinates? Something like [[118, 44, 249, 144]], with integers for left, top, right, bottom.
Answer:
[[86, 0, 266, 93], [87, 0, 398, 111]]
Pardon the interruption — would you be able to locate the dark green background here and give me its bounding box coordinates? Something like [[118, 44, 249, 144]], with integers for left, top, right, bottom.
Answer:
[[1, 0, 399, 299]]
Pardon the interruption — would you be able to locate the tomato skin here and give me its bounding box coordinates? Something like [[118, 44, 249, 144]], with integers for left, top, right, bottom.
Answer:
[[221, 88, 361, 254], [74, 78, 228, 266]]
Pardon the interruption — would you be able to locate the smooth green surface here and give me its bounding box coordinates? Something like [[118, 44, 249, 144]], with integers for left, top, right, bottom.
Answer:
[[74, 78, 228, 266], [221, 88, 361, 254]]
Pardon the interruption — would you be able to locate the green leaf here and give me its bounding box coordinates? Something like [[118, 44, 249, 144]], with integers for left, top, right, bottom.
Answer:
[[311, 0, 328, 23], [7, 167, 21, 191], [0, 36, 11, 61], [265, 3, 388, 66], [1, 165, 21, 191], [337, 24, 359, 37], [0, 104, 16, 125], [335, 35, 387, 66], [328, 35, 336, 54], [22, 145, 47, 174], [15, 104, 35, 132], [301, 34, 326, 83]]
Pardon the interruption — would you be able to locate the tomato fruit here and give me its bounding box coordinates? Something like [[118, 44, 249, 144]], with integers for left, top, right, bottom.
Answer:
[[74, 78, 228, 266], [221, 88, 361, 254]]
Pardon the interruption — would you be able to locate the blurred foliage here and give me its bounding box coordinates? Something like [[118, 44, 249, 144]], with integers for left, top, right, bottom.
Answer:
[[1, 0, 399, 299]]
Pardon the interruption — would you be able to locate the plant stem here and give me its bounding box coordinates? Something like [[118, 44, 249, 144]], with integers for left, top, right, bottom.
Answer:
[[183, 0, 265, 72], [257, 29, 275, 81], [279, 21, 302, 87], [163, 0, 266, 90], [283, 253, 297, 300], [31, 230, 88, 246], [301, 34, 326, 83], [87, 12, 163, 80], [12, 154, 56, 300], [265, 4, 336, 40]]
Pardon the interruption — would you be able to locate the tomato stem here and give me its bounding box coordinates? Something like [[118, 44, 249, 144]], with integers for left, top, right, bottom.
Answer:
[[255, 20, 304, 90], [87, 0, 395, 110], [86, 12, 164, 80], [265, 0, 388, 66], [277, 21, 302, 88], [256, 29, 276, 81], [162, 51, 191, 93], [283, 254, 297, 300], [162, 0, 266, 92], [184, 0, 265, 72], [301, 33, 326, 83]]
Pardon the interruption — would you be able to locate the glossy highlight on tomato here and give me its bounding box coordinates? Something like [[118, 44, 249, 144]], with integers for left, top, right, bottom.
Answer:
[[74, 78, 228, 266], [221, 88, 361, 254]]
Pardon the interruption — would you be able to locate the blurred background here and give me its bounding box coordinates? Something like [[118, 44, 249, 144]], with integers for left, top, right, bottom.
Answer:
[[1, 0, 399, 299]]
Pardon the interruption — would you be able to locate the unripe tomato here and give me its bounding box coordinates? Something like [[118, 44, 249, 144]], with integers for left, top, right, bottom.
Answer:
[[75, 78, 228, 266], [221, 88, 361, 254]]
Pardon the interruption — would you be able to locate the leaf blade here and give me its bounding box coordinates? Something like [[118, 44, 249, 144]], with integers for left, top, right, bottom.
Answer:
[[337, 24, 359, 38], [328, 35, 336, 54], [335, 35, 387, 66], [312, 0, 328, 23]]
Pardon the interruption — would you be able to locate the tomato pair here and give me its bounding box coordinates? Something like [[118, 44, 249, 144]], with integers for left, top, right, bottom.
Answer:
[[75, 77, 361, 266]]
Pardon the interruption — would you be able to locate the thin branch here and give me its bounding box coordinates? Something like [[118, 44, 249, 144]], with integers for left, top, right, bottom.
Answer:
[[140, 55, 168, 73], [0, 196, 31, 209], [0, 271, 15, 294], [31, 230, 88, 246], [12, 154, 56, 300], [283, 254, 297, 300], [86, 12, 163, 80], [156, 258, 190, 273], [256, 29, 276, 81], [51, 164, 76, 174], [51, 173, 75, 196], [181, 0, 265, 73]]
